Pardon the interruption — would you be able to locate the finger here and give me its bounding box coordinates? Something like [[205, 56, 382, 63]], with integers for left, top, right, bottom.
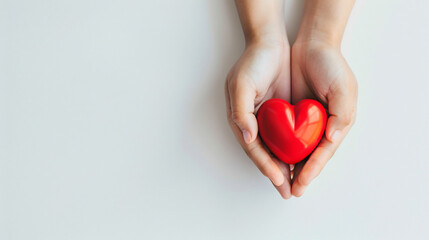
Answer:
[[236, 130, 285, 186], [272, 159, 292, 199], [290, 159, 306, 197], [225, 83, 285, 186], [291, 135, 341, 197], [227, 78, 259, 144], [325, 80, 357, 142]]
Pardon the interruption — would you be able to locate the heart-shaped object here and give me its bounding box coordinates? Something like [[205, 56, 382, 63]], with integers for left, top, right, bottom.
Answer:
[[257, 99, 327, 164]]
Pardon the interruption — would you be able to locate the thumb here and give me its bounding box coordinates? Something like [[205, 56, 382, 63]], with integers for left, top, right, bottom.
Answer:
[[227, 81, 258, 145], [325, 88, 356, 143]]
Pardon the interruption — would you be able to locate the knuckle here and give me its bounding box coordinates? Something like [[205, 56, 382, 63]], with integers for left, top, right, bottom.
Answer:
[[243, 143, 258, 158], [230, 111, 244, 125], [227, 78, 239, 92], [340, 114, 353, 126], [226, 116, 235, 129]]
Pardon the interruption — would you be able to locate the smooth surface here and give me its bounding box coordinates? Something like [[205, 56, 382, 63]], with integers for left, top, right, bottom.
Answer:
[[257, 99, 326, 164], [0, 0, 428, 239]]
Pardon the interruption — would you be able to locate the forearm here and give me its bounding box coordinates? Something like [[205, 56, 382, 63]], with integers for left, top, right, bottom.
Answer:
[[235, 0, 286, 45], [295, 0, 355, 47]]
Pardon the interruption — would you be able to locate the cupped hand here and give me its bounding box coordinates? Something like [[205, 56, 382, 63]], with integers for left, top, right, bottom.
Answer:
[[225, 39, 292, 199], [290, 40, 358, 197]]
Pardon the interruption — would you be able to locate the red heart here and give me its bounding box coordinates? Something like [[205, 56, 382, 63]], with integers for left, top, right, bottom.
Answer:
[[257, 99, 327, 164]]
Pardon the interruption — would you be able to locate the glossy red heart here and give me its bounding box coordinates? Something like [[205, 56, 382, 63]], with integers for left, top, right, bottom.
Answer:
[[257, 99, 327, 164]]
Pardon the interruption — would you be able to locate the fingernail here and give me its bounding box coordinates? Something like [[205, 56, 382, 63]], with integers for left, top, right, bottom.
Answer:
[[243, 130, 252, 144], [331, 130, 341, 142]]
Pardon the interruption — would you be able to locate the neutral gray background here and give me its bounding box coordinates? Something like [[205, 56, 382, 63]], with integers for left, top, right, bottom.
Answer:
[[1, 0, 428, 239]]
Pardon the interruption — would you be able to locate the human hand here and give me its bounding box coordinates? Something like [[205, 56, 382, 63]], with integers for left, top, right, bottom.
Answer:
[[290, 39, 357, 197], [225, 0, 293, 199], [287, 0, 357, 197], [225, 39, 293, 199]]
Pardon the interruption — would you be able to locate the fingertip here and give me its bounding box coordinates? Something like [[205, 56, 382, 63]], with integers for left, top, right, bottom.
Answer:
[[235, 114, 258, 145], [328, 130, 341, 142], [281, 191, 292, 200], [273, 181, 292, 200], [292, 175, 308, 197], [270, 174, 285, 187], [293, 191, 305, 198], [270, 160, 292, 200], [292, 185, 306, 197]]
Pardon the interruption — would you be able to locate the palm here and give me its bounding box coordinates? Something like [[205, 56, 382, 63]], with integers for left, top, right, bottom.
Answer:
[[292, 43, 353, 103], [230, 43, 291, 106]]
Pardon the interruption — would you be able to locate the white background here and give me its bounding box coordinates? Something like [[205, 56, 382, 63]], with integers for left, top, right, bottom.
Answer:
[[1, 0, 428, 239]]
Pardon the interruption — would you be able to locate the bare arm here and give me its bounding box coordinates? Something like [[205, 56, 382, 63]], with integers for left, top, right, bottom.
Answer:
[[296, 0, 355, 47]]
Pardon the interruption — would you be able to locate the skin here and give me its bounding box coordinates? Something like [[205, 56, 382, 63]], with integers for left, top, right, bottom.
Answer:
[[225, 0, 357, 199]]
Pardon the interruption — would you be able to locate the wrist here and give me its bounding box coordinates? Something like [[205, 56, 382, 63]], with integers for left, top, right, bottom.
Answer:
[[294, 26, 342, 49], [235, 0, 287, 47], [294, 0, 355, 49], [245, 28, 288, 49], [294, 12, 345, 49], [292, 38, 339, 60]]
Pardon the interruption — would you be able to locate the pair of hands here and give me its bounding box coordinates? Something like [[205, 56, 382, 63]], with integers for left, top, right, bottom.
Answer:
[[225, 36, 357, 198]]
